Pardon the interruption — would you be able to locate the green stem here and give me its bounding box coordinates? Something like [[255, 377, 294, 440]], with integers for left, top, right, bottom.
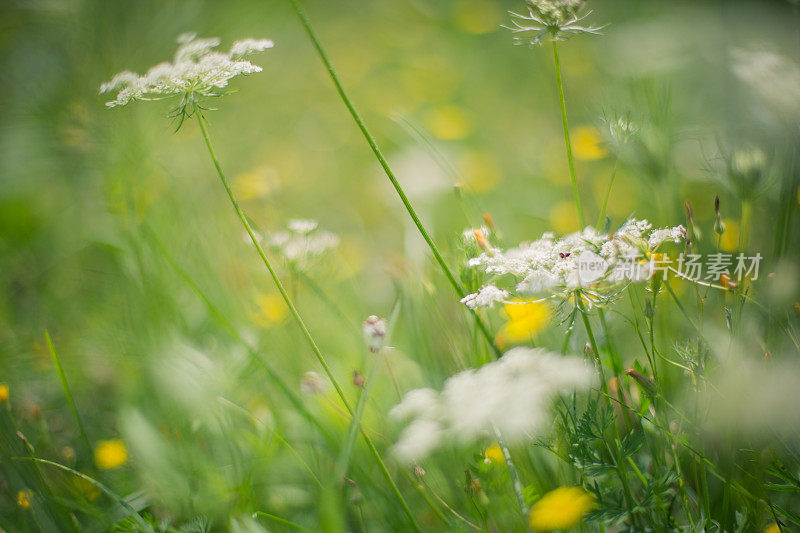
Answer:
[[253, 511, 312, 533], [596, 160, 618, 229], [45, 331, 92, 459], [196, 113, 420, 533], [578, 297, 641, 528], [494, 428, 528, 516], [552, 40, 584, 228], [287, 0, 501, 358]]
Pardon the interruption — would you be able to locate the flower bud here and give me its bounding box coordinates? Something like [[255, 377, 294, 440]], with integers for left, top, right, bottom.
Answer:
[[625, 369, 658, 397]]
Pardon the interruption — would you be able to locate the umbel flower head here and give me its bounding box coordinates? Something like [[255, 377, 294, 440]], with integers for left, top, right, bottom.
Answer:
[[507, 0, 603, 45], [461, 218, 685, 308], [268, 219, 340, 271], [389, 347, 595, 462], [100, 33, 273, 124]]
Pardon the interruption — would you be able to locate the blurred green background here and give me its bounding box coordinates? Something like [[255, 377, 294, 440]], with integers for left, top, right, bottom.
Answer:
[[1, 0, 799, 529]]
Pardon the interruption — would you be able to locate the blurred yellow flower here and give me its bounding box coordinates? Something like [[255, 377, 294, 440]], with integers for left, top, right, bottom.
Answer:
[[764, 524, 780, 533], [453, 0, 502, 34], [549, 201, 580, 234], [497, 300, 551, 346], [484, 443, 504, 464], [17, 489, 33, 509], [94, 439, 128, 470], [529, 486, 595, 531], [572, 126, 608, 161], [459, 151, 501, 193], [426, 105, 473, 140], [0, 383, 9, 403], [251, 293, 289, 327], [233, 168, 277, 201], [719, 219, 740, 252]]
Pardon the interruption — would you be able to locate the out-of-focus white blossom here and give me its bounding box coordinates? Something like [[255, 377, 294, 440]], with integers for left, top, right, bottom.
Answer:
[[460, 285, 509, 309], [363, 315, 388, 352], [732, 48, 800, 122], [269, 219, 339, 270], [507, 0, 602, 46], [463, 218, 684, 305], [390, 347, 596, 463], [100, 33, 273, 111]]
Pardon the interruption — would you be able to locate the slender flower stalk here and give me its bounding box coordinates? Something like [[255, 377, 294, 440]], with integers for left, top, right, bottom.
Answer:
[[196, 113, 421, 532], [287, 0, 501, 358], [552, 40, 584, 228]]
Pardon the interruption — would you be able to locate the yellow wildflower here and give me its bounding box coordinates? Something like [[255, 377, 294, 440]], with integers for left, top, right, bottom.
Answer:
[[497, 300, 551, 346], [251, 293, 288, 327], [529, 486, 595, 531], [764, 524, 781, 533], [572, 126, 608, 160], [549, 201, 580, 234], [719, 219, 740, 252], [0, 383, 9, 403], [94, 439, 128, 470], [426, 105, 473, 140], [17, 489, 33, 509], [484, 444, 504, 464]]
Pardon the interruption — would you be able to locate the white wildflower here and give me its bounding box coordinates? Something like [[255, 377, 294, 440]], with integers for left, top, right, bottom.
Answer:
[[269, 219, 339, 269], [464, 218, 684, 305], [507, 0, 603, 46], [460, 285, 509, 309], [390, 347, 596, 463], [287, 219, 319, 234], [363, 315, 388, 352], [100, 33, 273, 116]]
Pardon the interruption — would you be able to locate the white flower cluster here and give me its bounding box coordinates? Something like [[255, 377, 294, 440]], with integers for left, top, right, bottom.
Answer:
[[270, 219, 339, 268], [100, 33, 273, 108], [507, 0, 602, 45], [390, 347, 596, 462], [461, 218, 685, 307], [460, 285, 509, 309]]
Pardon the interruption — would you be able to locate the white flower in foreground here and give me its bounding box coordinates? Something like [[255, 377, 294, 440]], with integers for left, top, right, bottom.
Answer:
[[460, 285, 509, 309], [100, 33, 273, 115], [464, 218, 685, 306], [269, 219, 339, 269], [390, 347, 596, 463]]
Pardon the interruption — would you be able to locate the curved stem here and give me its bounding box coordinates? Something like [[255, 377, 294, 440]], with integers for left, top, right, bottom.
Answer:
[[196, 113, 421, 533], [552, 40, 584, 228], [287, 0, 501, 359]]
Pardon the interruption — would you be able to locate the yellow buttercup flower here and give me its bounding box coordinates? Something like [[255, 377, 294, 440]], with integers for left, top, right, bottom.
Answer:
[[764, 524, 780, 533], [484, 444, 504, 464], [94, 439, 128, 470], [572, 126, 608, 161], [497, 300, 551, 346], [17, 489, 33, 509], [529, 486, 595, 531], [0, 383, 9, 403]]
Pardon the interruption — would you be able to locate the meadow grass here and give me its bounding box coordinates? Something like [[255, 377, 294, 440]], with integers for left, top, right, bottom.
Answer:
[[1, 0, 799, 532]]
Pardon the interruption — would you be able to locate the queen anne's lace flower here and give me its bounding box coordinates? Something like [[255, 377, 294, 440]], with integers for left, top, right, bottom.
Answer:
[[463, 218, 684, 307], [460, 285, 510, 309], [269, 219, 339, 269], [390, 347, 595, 462], [507, 0, 603, 45], [100, 33, 273, 113]]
